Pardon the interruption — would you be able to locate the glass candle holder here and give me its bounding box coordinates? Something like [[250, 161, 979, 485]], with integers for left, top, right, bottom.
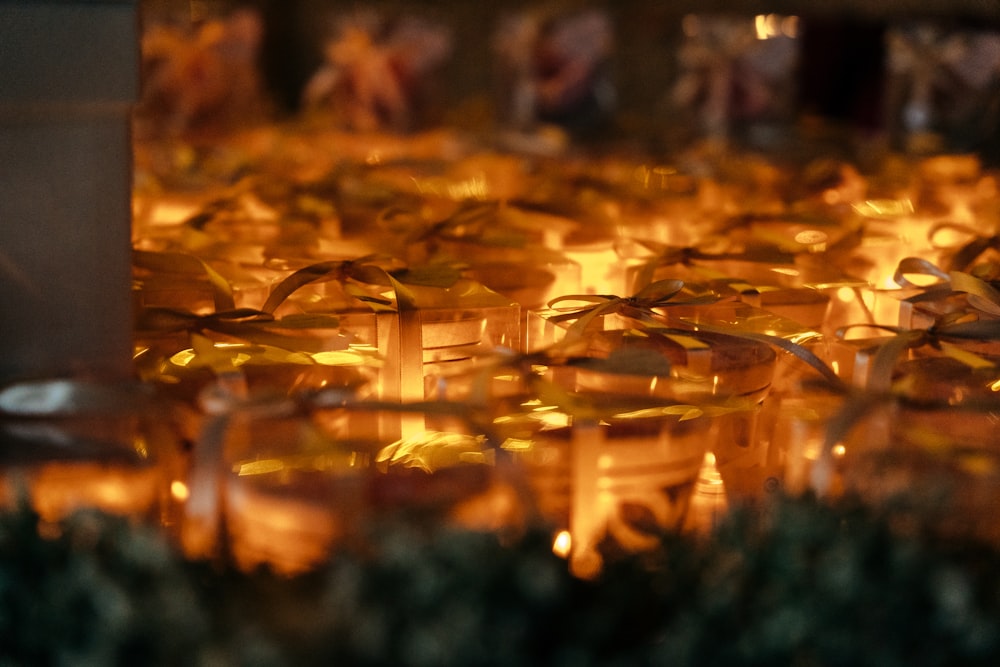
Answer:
[[0, 378, 185, 528], [493, 373, 717, 579], [216, 397, 371, 575], [487, 326, 774, 576], [181, 392, 525, 573], [755, 382, 846, 497], [589, 327, 779, 505], [821, 357, 1000, 545]]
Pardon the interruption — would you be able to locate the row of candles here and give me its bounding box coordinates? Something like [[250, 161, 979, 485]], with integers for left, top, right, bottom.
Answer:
[[4, 123, 1000, 578]]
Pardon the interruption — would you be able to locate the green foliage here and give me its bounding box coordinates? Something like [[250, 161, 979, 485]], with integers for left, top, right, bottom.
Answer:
[[0, 507, 207, 666], [3, 495, 1000, 665]]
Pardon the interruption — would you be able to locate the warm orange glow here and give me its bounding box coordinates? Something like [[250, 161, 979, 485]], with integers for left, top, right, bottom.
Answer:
[[413, 174, 489, 200], [236, 459, 287, 476], [754, 14, 779, 40], [681, 14, 699, 38], [552, 530, 572, 558], [701, 452, 724, 487], [794, 229, 828, 251], [853, 198, 915, 218], [755, 14, 796, 40], [171, 480, 190, 502], [32, 464, 159, 522], [781, 15, 799, 37], [564, 245, 625, 295], [147, 200, 200, 226]]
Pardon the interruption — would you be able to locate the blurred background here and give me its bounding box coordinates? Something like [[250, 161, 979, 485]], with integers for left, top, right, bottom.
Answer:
[[136, 0, 1000, 162]]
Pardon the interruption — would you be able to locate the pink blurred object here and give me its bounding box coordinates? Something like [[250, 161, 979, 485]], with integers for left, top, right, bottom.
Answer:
[[135, 8, 267, 140], [302, 11, 452, 132]]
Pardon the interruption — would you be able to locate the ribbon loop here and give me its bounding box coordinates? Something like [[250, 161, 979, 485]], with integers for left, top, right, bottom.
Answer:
[[930, 220, 1000, 271], [546, 279, 720, 337]]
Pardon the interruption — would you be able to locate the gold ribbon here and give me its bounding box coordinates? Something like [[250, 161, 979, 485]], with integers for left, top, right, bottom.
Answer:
[[546, 279, 720, 337], [136, 307, 356, 354], [620, 237, 798, 292], [833, 259, 1000, 393], [133, 249, 236, 312], [894, 256, 1000, 318], [391, 201, 568, 252], [682, 320, 845, 392], [929, 221, 1000, 272], [134, 253, 457, 355], [260, 254, 420, 314], [836, 313, 1000, 394], [892, 256, 951, 290]]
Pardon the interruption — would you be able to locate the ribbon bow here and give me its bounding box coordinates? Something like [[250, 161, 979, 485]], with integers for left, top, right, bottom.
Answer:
[[620, 237, 798, 292], [895, 256, 1000, 318], [838, 314, 1000, 395], [825, 257, 1000, 393], [929, 221, 1000, 272], [135, 254, 463, 352], [546, 279, 719, 337], [261, 254, 437, 315], [135, 307, 360, 355]]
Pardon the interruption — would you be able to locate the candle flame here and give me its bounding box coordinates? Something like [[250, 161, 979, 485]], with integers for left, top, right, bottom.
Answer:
[[754, 14, 796, 39], [836, 286, 856, 303], [171, 480, 190, 502], [552, 530, 572, 559]]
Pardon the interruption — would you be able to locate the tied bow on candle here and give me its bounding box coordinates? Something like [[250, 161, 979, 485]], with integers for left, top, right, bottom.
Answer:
[[133, 252, 424, 339], [836, 257, 1000, 394], [618, 236, 798, 292], [546, 279, 720, 337], [384, 202, 537, 251], [136, 308, 357, 355], [895, 256, 1000, 319], [929, 220, 1000, 272], [810, 260, 1000, 498], [133, 254, 451, 386], [259, 255, 432, 314]]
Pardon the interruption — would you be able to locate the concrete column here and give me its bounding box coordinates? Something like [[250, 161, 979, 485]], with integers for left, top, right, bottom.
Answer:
[[0, 2, 139, 382]]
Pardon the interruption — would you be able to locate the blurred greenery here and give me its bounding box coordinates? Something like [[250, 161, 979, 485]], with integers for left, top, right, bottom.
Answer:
[[4, 493, 1000, 665]]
